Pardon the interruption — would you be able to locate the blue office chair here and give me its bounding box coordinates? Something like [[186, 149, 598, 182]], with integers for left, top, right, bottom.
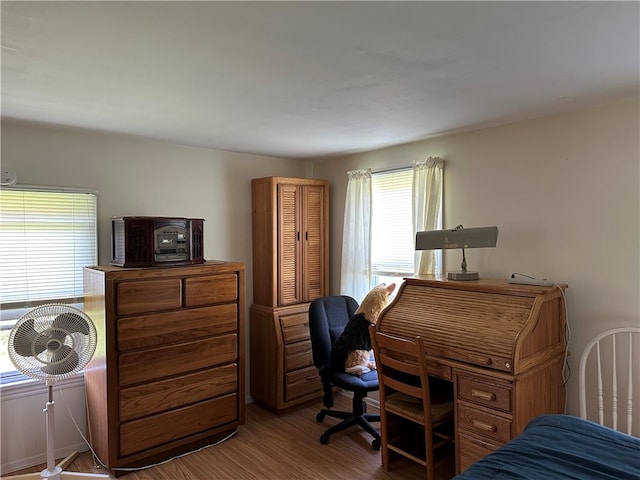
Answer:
[[308, 295, 381, 449]]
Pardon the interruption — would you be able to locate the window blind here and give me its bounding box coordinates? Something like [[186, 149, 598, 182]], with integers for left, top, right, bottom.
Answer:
[[0, 187, 97, 307], [371, 168, 414, 275]]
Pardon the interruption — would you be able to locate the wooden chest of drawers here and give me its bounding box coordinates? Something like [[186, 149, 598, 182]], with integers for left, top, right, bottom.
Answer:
[[83, 261, 245, 473], [249, 303, 322, 412]]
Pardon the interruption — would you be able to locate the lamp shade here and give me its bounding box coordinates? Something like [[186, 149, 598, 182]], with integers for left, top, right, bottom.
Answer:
[[415, 226, 498, 250]]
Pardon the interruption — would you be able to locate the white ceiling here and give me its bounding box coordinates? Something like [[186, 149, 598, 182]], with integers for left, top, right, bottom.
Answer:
[[1, 1, 638, 160]]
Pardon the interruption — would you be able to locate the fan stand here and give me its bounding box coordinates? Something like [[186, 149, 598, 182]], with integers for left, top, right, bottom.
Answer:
[[1, 384, 112, 480]]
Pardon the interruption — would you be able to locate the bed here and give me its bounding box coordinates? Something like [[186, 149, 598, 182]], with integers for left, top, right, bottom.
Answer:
[[453, 414, 640, 480]]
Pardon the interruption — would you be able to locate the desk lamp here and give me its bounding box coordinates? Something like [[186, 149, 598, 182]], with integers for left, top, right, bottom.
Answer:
[[415, 225, 498, 280]]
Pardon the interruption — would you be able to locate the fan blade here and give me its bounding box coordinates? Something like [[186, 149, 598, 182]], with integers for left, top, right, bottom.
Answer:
[[53, 312, 90, 335], [32, 333, 50, 355], [12, 319, 47, 356], [42, 347, 79, 375]]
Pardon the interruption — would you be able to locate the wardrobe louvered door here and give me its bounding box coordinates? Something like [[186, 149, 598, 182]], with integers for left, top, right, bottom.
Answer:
[[302, 184, 326, 303], [275, 181, 328, 307], [278, 183, 302, 306]]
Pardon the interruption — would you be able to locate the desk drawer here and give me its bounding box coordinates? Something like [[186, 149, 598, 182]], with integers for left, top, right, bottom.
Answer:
[[458, 404, 511, 443], [458, 374, 511, 413], [458, 431, 503, 472], [426, 359, 452, 381], [280, 313, 310, 344]]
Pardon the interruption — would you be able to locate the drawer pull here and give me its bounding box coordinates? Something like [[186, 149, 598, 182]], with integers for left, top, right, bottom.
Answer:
[[468, 354, 491, 365], [471, 389, 496, 401], [472, 420, 497, 432]]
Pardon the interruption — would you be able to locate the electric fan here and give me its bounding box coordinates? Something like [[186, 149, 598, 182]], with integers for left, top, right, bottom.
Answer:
[[5, 304, 112, 480]]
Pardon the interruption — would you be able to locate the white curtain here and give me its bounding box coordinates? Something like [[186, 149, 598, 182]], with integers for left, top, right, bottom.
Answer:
[[413, 156, 444, 275], [340, 169, 372, 301]]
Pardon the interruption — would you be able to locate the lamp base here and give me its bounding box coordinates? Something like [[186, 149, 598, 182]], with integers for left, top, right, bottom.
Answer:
[[447, 270, 479, 281]]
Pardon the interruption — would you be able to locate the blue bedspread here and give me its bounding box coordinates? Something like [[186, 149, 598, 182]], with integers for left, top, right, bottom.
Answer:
[[454, 414, 640, 480]]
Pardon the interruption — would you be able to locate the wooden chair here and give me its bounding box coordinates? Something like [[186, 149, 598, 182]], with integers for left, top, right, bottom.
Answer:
[[369, 325, 454, 479], [579, 327, 640, 437]]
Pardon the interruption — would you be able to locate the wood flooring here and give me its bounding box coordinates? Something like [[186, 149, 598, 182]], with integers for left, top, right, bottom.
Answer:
[[6, 395, 455, 480]]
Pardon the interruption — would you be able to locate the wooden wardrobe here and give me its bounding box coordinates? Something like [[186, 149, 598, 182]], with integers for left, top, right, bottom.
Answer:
[[249, 176, 329, 412]]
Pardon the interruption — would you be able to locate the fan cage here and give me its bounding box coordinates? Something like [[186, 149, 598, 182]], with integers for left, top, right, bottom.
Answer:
[[8, 303, 98, 382]]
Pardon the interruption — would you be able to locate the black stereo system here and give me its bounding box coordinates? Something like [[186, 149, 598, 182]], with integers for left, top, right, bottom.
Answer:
[[110, 216, 205, 267]]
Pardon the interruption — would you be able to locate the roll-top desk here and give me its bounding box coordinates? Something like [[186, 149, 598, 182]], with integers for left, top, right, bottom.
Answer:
[[375, 276, 567, 474], [83, 261, 245, 475]]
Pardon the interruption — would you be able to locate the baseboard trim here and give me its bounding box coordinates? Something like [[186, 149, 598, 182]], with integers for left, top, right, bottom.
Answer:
[[1, 443, 89, 476]]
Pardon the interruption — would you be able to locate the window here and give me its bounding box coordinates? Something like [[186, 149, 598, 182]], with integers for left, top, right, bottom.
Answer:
[[371, 168, 415, 290], [341, 158, 443, 301], [0, 186, 97, 384]]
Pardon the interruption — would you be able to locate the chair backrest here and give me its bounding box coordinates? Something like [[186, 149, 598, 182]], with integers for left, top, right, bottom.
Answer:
[[308, 295, 359, 369], [370, 326, 454, 479], [579, 327, 640, 436], [369, 327, 432, 409]]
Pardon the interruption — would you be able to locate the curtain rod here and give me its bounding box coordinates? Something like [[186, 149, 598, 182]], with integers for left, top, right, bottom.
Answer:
[[0, 184, 98, 194], [371, 166, 411, 174]]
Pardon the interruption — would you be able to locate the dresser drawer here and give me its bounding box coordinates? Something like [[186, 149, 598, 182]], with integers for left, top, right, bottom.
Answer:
[[457, 431, 503, 472], [184, 274, 238, 307], [117, 279, 182, 315], [285, 365, 321, 401], [119, 364, 238, 421], [118, 334, 237, 386], [118, 304, 238, 351], [284, 340, 313, 372], [458, 374, 512, 413], [120, 393, 238, 456], [457, 404, 512, 443], [280, 313, 310, 344]]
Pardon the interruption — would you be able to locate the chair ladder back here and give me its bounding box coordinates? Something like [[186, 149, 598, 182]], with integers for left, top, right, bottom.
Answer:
[[627, 332, 634, 435], [595, 340, 605, 427], [383, 375, 424, 400], [579, 327, 640, 436], [378, 350, 421, 376], [374, 330, 436, 408]]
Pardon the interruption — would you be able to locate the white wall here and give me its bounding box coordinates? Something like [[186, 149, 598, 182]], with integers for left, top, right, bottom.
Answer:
[[1, 378, 89, 474], [313, 97, 640, 419], [0, 121, 311, 474]]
